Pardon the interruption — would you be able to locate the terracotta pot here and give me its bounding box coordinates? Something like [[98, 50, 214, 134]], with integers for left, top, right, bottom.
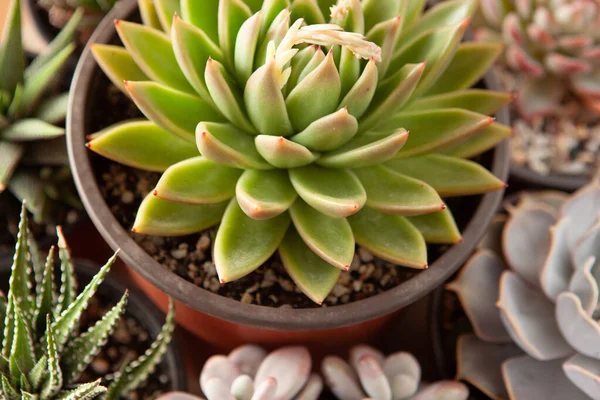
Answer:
[[67, 0, 510, 350], [0, 251, 187, 392]]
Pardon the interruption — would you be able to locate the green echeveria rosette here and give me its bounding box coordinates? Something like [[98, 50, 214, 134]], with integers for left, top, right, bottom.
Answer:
[[448, 180, 600, 399], [476, 0, 600, 121], [88, 0, 511, 303], [0, 0, 82, 224], [0, 204, 176, 399]]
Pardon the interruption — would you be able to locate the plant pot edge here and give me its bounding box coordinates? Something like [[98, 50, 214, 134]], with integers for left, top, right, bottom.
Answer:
[[66, 0, 511, 333], [0, 252, 187, 392]]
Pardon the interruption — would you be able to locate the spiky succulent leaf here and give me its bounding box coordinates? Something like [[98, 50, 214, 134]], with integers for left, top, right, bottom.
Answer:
[[55, 380, 106, 400], [89, 0, 509, 302], [41, 315, 63, 399], [105, 300, 175, 398]]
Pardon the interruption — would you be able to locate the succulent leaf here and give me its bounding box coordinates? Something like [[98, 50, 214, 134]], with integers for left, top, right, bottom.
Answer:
[[87, 120, 199, 172], [215, 199, 291, 282], [1, 119, 65, 142], [406, 208, 462, 244], [348, 207, 427, 269], [133, 194, 228, 236], [407, 90, 512, 116], [91, 45, 150, 96], [235, 169, 297, 220], [0, 141, 24, 191]]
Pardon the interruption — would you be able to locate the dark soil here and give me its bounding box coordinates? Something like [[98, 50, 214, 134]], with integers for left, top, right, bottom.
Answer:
[[85, 34, 490, 308]]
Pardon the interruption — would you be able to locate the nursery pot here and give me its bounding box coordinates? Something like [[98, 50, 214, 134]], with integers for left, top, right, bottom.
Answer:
[[67, 0, 510, 350], [510, 164, 589, 192], [0, 252, 187, 392]]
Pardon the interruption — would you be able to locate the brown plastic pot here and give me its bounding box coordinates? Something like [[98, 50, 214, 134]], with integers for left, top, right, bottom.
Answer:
[[0, 251, 187, 392], [67, 0, 510, 350], [510, 164, 588, 192]]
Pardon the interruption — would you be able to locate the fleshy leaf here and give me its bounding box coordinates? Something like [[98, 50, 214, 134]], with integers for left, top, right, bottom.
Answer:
[[87, 120, 199, 172], [34, 93, 70, 124], [218, 0, 253, 66], [138, 0, 162, 30], [385, 155, 505, 197], [503, 356, 587, 400], [42, 315, 63, 399], [360, 63, 426, 132], [10, 301, 35, 377], [563, 354, 600, 400], [348, 207, 427, 269], [1, 119, 65, 141], [317, 130, 409, 168], [279, 228, 341, 304], [0, 0, 24, 97], [407, 208, 462, 244], [425, 42, 503, 96], [172, 15, 224, 103], [289, 199, 354, 270], [133, 194, 227, 236], [436, 122, 512, 159], [456, 334, 521, 400], [291, 108, 358, 152], [214, 199, 290, 282], [126, 81, 224, 142], [388, 109, 494, 158], [92, 44, 149, 96], [196, 122, 272, 169], [286, 51, 341, 132], [154, 157, 241, 205], [556, 291, 600, 360], [55, 379, 106, 400], [338, 59, 379, 120], [51, 253, 119, 352], [289, 166, 366, 218], [61, 292, 129, 384], [234, 11, 263, 84], [34, 247, 56, 336], [235, 169, 297, 220], [154, 0, 181, 32], [540, 217, 573, 300], [7, 204, 33, 316], [0, 141, 24, 191], [497, 271, 572, 361], [354, 166, 444, 216], [407, 90, 512, 115], [181, 0, 218, 42], [361, 0, 402, 32], [446, 250, 510, 342], [115, 20, 194, 93], [255, 135, 319, 168]]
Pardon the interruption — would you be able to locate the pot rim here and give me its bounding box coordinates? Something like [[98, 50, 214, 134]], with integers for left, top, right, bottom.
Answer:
[[510, 163, 588, 192], [67, 0, 510, 332], [0, 251, 187, 392]]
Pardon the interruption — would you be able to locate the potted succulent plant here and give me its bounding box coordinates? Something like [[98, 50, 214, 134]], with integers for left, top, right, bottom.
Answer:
[[158, 344, 469, 399], [27, 0, 119, 46], [0, 0, 84, 253], [433, 180, 600, 399], [474, 0, 600, 191], [0, 204, 186, 398], [67, 0, 510, 348]]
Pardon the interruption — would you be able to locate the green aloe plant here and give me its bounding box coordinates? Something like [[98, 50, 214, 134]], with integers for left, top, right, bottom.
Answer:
[[0, 0, 82, 223], [475, 0, 600, 120], [0, 204, 176, 399], [88, 0, 511, 303]]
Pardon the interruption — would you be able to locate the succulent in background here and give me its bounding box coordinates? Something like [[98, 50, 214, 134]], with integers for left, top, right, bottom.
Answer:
[[447, 180, 600, 399], [158, 345, 322, 399], [0, 204, 176, 399], [38, 0, 118, 41], [322, 345, 469, 400], [0, 0, 82, 223], [88, 0, 511, 303], [476, 0, 600, 121]]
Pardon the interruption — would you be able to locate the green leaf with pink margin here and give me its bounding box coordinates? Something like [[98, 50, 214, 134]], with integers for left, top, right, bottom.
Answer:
[[407, 90, 512, 115], [407, 208, 462, 244], [235, 169, 297, 220], [436, 122, 512, 159], [91, 45, 149, 96], [385, 155, 505, 197], [354, 165, 445, 216], [115, 20, 194, 93], [214, 199, 290, 282], [255, 135, 319, 169], [348, 207, 427, 269], [289, 199, 354, 270], [279, 228, 341, 305], [133, 194, 227, 236], [87, 120, 198, 172], [291, 108, 358, 152], [289, 166, 366, 219], [154, 157, 242, 205], [153, 0, 180, 32]]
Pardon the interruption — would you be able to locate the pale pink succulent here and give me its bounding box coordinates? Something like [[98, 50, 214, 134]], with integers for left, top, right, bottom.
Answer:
[[477, 0, 600, 120]]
